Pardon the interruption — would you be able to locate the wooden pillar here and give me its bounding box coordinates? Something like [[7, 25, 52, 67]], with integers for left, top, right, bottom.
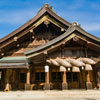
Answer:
[[86, 71, 92, 89], [49, 68, 52, 83], [85, 48, 92, 89], [15, 69, 19, 89], [25, 69, 31, 90], [45, 72, 49, 83], [97, 71, 100, 89], [26, 69, 30, 84], [87, 71, 91, 82], [79, 69, 82, 89], [62, 71, 68, 90], [62, 72, 67, 83], [44, 65, 50, 90], [49, 68, 53, 89], [32, 68, 35, 83], [4, 69, 11, 91]]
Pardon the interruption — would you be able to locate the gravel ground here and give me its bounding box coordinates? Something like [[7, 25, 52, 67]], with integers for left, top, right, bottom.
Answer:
[[0, 90, 100, 100]]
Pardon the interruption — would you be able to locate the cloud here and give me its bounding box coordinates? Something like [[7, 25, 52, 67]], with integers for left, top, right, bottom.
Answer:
[[89, 1, 100, 10], [0, 9, 38, 25], [50, 0, 86, 10], [82, 23, 100, 31], [0, 0, 30, 6], [0, 0, 100, 38], [67, 0, 86, 10]]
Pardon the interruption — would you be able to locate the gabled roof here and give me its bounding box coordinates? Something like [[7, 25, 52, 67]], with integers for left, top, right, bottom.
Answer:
[[0, 4, 71, 44], [0, 56, 29, 69], [24, 24, 100, 58]]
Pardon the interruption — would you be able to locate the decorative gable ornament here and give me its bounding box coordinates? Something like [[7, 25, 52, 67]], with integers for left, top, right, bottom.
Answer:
[[72, 22, 79, 26]]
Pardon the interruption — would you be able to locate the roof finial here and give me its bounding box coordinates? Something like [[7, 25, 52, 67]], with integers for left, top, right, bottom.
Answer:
[[43, 3, 53, 10], [72, 22, 80, 26]]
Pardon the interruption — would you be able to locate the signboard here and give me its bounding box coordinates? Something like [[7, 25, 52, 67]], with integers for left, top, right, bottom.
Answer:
[[45, 65, 49, 72]]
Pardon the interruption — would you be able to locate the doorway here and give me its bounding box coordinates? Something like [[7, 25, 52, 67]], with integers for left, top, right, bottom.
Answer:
[[67, 72, 79, 89]]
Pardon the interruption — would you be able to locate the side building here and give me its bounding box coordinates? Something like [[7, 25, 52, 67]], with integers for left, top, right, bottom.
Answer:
[[0, 4, 100, 91]]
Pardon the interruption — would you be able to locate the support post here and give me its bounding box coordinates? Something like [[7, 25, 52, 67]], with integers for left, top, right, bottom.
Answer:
[[79, 70, 82, 89], [62, 71, 68, 90], [4, 69, 11, 91], [86, 71, 92, 89], [44, 65, 50, 90], [25, 69, 31, 90], [97, 71, 100, 89]]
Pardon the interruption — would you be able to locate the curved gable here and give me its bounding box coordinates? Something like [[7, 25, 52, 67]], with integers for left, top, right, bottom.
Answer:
[[0, 4, 71, 44], [24, 25, 100, 59]]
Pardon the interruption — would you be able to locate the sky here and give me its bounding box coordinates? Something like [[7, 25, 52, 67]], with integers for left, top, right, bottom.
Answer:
[[0, 0, 100, 38]]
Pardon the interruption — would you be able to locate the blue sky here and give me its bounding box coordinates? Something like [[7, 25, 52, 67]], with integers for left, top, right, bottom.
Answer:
[[0, 0, 100, 38]]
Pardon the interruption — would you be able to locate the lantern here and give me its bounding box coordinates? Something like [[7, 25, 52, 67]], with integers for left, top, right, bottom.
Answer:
[[68, 67, 71, 71], [45, 65, 49, 72]]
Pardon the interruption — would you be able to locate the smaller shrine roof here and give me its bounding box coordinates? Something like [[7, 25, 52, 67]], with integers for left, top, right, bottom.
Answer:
[[0, 56, 29, 69], [24, 25, 100, 58]]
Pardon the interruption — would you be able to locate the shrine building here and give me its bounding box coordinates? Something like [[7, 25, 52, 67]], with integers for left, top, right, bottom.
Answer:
[[0, 4, 100, 91]]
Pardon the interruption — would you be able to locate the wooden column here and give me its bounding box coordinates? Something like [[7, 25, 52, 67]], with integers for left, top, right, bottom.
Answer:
[[15, 69, 19, 89], [45, 72, 49, 83], [62, 71, 68, 90], [4, 69, 11, 91], [79, 69, 82, 89], [32, 68, 35, 83], [26, 69, 30, 84], [86, 71, 92, 89], [62, 72, 67, 83], [25, 69, 31, 90], [87, 71, 91, 82], [97, 71, 100, 89], [44, 65, 50, 90], [85, 48, 92, 89]]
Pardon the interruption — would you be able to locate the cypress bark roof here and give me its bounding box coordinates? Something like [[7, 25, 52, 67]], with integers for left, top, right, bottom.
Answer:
[[24, 25, 100, 58], [0, 4, 71, 44], [0, 4, 100, 59]]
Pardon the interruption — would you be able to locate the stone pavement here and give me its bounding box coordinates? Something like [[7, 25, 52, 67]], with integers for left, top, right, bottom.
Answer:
[[0, 90, 100, 100]]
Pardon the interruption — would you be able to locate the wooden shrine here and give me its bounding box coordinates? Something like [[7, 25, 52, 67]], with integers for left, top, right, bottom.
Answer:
[[0, 4, 100, 91]]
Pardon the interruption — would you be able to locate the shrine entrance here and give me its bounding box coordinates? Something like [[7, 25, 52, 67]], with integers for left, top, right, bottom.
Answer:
[[35, 72, 45, 90], [67, 72, 80, 89], [32, 66, 82, 90], [51, 72, 62, 90]]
